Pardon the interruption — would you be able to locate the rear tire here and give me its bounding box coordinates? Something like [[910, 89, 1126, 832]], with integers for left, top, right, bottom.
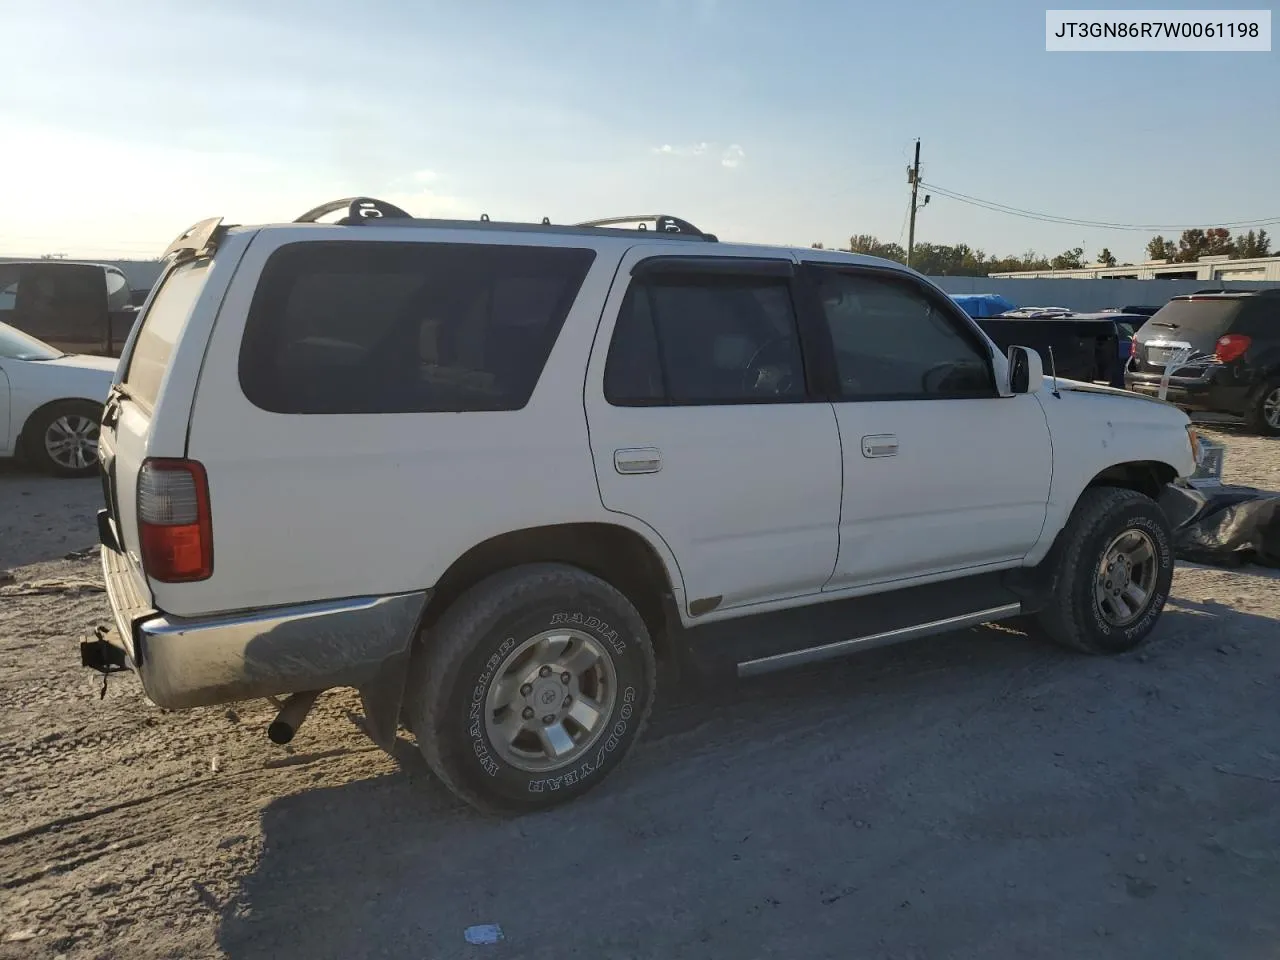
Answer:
[[1034, 487, 1174, 654], [1245, 379, 1280, 437], [23, 400, 102, 478], [405, 563, 656, 814]]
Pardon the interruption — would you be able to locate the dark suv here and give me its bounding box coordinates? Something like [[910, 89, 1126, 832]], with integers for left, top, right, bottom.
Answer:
[[1126, 290, 1280, 435]]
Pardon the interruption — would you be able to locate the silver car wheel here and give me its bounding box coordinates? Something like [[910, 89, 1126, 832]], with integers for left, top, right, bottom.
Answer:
[[483, 628, 618, 773], [1094, 529, 1158, 627], [43, 415, 99, 471]]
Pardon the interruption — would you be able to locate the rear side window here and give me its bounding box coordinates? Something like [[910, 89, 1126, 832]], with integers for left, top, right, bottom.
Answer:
[[604, 273, 806, 406], [122, 261, 210, 409], [239, 241, 595, 414]]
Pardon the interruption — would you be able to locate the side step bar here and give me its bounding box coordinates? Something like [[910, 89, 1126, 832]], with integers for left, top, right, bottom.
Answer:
[[736, 603, 1021, 678]]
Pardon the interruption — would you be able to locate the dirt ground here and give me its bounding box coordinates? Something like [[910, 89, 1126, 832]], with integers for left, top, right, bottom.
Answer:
[[1, 427, 1278, 960]]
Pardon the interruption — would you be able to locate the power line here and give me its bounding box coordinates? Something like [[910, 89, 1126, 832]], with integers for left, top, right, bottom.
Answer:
[[920, 182, 1280, 232]]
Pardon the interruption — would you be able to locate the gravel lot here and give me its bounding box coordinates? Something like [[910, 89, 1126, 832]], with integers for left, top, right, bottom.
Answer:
[[1, 427, 1278, 960]]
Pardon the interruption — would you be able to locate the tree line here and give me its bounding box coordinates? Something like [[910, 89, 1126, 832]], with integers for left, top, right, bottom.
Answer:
[[811, 227, 1272, 277]]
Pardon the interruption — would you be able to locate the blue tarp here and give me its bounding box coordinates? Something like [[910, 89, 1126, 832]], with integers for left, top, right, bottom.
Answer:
[[950, 293, 1018, 318]]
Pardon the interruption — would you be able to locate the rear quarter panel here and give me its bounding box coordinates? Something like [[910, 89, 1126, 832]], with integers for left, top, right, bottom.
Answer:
[[173, 226, 685, 618]]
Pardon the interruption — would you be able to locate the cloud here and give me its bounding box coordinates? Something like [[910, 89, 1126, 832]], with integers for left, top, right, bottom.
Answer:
[[650, 141, 743, 169], [651, 142, 710, 157], [412, 169, 438, 182]]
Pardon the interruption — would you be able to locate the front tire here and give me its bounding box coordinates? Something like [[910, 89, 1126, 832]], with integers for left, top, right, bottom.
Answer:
[[23, 400, 102, 478], [1035, 487, 1175, 654], [406, 563, 657, 813]]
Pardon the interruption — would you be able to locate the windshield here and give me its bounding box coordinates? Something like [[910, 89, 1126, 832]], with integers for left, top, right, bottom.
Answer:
[[0, 322, 63, 361]]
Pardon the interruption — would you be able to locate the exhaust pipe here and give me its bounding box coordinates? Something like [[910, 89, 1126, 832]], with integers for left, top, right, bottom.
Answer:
[[267, 690, 322, 745]]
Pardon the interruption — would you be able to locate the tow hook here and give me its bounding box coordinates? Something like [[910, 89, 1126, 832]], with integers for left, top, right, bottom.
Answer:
[[80, 625, 129, 699]]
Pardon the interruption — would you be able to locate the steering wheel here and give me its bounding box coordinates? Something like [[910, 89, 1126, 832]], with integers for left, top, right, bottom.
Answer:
[[741, 337, 796, 395]]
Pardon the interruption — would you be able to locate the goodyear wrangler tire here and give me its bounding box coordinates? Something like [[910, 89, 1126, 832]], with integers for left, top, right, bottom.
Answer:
[[1035, 487, 1175, 654], [406, 563, 656, 813]]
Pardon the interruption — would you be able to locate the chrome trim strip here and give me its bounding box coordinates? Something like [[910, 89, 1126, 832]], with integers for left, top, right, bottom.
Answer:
[[735, 603, 1022, 678]]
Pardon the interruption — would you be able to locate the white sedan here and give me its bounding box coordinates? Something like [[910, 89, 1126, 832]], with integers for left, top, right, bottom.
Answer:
[[0, 322, 117, 477]]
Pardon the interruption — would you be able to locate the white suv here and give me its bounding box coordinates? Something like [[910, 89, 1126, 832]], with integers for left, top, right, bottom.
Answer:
[[85, 198, 1199, 813]]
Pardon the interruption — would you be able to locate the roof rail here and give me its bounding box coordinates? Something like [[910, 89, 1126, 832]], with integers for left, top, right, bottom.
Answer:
[[295, 197, 413, 224], [576, 214, 717, 242]]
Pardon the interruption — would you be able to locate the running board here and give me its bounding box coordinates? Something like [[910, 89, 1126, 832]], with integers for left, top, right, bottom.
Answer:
[[736, 603, 1022, 678]]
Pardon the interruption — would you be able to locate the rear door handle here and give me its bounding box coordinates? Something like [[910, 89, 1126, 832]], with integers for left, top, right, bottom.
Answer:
[[614, 447, 662, 475], [861, 434, 898, 458]]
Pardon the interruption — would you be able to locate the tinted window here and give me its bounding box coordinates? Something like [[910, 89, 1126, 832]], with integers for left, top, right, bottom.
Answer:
[[239, 242, 595, 415], [1144, 298, 1243, 339], [604, 272, 806, 406], [814, 270, 993, 399], [123, 261, 210, 409], [8, 264, 106, 350]]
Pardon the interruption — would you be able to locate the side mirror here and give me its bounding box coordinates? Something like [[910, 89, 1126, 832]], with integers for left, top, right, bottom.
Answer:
[[1006, 345, 1043, 394]]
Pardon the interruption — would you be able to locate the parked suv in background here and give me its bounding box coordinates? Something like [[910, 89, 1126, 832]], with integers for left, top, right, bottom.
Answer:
[[85, 198, 1198, 814], [1126, 290, 1280, 435]]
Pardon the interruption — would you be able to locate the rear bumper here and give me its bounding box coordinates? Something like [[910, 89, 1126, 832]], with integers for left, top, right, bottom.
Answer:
[[100, 544, 427, 711], [1125, 367, 1252, 414]]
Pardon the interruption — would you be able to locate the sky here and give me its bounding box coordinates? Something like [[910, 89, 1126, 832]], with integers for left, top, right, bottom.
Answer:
[[0, 0, 1276, 263]]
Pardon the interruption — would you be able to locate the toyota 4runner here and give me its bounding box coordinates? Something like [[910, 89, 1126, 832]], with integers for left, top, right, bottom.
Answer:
[[84, 198, 1200, 813]]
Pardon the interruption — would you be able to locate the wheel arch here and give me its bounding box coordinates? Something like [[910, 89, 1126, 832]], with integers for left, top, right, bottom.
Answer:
[[419, 521, 685, 660], [1016, 459, 1180, 604], [1084, 459, 1179, 501]]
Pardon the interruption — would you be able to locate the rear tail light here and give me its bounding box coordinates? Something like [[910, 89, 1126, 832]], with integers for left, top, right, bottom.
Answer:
[[1128, 339, 1138, 359], [137, 459, 213, 582], [1214, 334, 1251, 363]]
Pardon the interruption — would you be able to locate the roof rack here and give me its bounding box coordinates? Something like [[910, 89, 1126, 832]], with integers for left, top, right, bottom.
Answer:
[[576, 214, 717, 242], [294, 197, 413, 224], [287, 198, 718, 242]]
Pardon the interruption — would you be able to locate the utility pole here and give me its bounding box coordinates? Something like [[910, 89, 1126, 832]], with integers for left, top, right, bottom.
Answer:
[[906, 138, 921, 268]]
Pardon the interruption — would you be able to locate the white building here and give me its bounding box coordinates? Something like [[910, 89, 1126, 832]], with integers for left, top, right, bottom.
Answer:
[[992, 253, 1280, 283]]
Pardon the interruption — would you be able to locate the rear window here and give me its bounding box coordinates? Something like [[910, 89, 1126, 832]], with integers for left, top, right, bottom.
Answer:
[[1142, 298, 1244, 339], [122, 261, 211, 409], [238, 241, 595, 414]]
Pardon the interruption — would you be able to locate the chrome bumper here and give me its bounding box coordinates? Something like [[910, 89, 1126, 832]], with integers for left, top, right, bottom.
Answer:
[[100, 546, 427, 716]]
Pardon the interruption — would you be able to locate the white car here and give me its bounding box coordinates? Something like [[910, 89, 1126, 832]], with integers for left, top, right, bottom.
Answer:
[[0, 322, 116, 477], [88, 200, 1200, 814]]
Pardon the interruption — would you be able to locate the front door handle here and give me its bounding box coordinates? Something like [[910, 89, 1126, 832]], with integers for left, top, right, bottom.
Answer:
[[861, 434, 899, 458], [614, 447, 662, 475]]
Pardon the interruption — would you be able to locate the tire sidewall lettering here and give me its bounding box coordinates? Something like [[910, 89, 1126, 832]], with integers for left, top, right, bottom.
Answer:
[[467, 636, 516, 777], [549, 611, 626, 655]]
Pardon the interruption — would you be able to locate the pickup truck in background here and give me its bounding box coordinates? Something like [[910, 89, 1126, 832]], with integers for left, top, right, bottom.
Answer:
[[977, 310, 1134, 387], [0, 260, 141, 357]]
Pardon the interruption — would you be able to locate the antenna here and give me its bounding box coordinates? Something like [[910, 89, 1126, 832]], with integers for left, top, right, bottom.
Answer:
[[1047, 346, 1061, 398]]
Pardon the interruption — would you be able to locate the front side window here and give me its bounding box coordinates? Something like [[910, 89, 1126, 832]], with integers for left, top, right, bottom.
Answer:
[[813, 269, 993, 399], [604, 270, 806, 406], [238, 241, 595, 414]]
